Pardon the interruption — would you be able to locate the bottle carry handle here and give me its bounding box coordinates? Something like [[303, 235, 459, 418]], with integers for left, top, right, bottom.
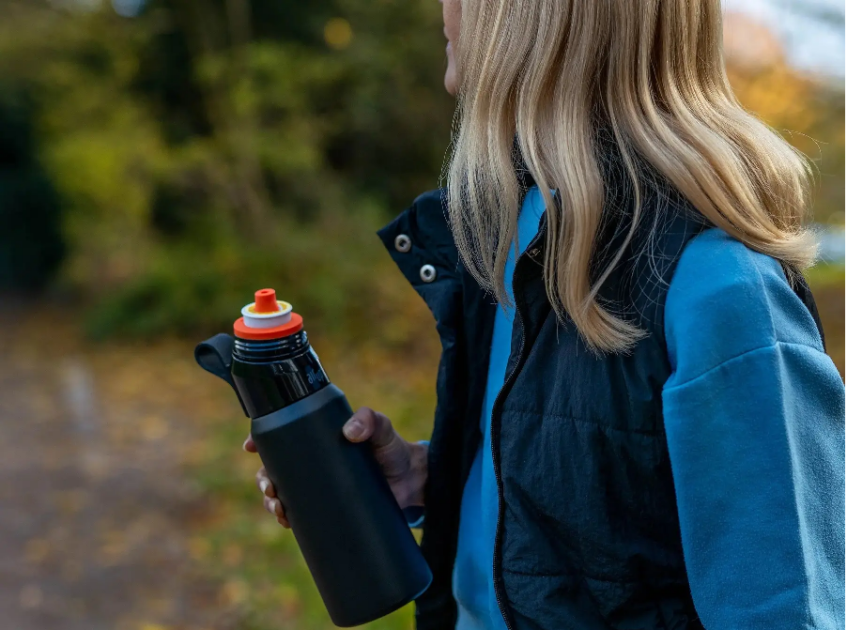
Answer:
[[195, 333, 249, 417]]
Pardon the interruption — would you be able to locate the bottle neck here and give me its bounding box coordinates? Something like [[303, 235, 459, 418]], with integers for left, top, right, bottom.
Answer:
[[233, 330, 312, 363], [231, 331, 331, 418]]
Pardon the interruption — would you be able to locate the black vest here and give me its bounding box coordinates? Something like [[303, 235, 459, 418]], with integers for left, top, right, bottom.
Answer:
[[377, 169, 824, 630]]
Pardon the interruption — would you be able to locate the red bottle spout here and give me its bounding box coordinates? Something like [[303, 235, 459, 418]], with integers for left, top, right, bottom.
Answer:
[[233, 288, 303, 340], [254, 288, 281, 313]]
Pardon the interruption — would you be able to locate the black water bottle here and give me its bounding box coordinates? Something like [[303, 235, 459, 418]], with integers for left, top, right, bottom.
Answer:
[[194, 288, 431, 627]]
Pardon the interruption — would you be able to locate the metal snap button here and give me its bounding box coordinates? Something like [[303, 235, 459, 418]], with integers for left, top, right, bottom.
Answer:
[[419, 264, 437, 283], [394, 234, 412, 253]]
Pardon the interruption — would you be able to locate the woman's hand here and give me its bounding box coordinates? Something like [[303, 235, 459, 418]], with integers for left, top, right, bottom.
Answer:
[[244, 407, 428, 528]]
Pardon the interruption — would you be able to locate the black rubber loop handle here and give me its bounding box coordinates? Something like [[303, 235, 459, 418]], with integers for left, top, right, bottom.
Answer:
[[195, 333, 249, 416]]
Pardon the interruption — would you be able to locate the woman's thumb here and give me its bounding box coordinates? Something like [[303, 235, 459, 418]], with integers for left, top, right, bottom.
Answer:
[[343, 408, 393, 446]]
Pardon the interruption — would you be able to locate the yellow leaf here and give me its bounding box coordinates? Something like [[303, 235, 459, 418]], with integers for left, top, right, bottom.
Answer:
[[188, 536, 211, 561], [140, 414, 168, 441], [219, 579, 248, 606], [24, 538, 50, 564], [324, 18, 353, 50]]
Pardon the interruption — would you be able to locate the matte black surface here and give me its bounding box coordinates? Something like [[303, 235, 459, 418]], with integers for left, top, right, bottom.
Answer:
[[251, 385, 432, 626]]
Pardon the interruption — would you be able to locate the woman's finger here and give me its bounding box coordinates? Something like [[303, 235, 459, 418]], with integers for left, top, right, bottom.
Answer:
[[255, 467, 276, 497], [243, 433, 258, 453], [264, 495, 285, 517]]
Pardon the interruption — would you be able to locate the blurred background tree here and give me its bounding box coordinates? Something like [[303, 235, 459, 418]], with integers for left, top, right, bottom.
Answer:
[[0, 0, 842, 340], [0, 0, 454, 341], [0, 84, 64, 290]]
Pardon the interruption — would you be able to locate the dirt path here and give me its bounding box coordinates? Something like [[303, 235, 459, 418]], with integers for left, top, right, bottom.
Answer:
[[0, 300, 238, 630]]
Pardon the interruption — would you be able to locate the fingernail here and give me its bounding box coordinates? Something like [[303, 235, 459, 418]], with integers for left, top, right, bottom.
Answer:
[[343, 419, 364, 439], [259, 479, 270, 495], [242, 438, 249, 451], [267, 499, 279, 515]]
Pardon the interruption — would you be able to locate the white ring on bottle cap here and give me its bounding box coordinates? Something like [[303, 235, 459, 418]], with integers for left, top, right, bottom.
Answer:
[[241, 300, 293, 329]]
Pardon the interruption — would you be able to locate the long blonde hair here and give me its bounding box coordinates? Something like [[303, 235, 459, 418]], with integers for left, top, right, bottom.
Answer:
[[447, 0, 816, 353]]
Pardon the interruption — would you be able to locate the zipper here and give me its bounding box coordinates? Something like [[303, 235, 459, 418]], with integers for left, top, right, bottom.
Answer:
[[490, 222, 546, 630], [490, 314, 524, 630]]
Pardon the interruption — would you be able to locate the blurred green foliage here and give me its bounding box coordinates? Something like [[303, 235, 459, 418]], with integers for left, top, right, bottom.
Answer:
[[0, 0, 453, 342], [0, 0, 843, 344]]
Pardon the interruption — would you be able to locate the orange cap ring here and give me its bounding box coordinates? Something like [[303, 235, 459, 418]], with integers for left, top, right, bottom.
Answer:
[[233, 312, 304, 340]]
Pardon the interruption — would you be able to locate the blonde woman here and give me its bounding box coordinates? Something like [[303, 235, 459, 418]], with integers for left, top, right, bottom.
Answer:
[[247, 0, 846, 628]]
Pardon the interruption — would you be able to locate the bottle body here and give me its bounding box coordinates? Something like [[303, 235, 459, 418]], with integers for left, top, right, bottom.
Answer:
[[249, 384, 431, 626], [229, 331, 432, 627]]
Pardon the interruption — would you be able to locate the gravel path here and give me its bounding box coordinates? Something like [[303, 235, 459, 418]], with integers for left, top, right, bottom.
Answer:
[[0, 300, 237, 630]]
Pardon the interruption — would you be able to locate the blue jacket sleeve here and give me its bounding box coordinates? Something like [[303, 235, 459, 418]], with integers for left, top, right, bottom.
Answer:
[[663, 229, 845, 630]]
